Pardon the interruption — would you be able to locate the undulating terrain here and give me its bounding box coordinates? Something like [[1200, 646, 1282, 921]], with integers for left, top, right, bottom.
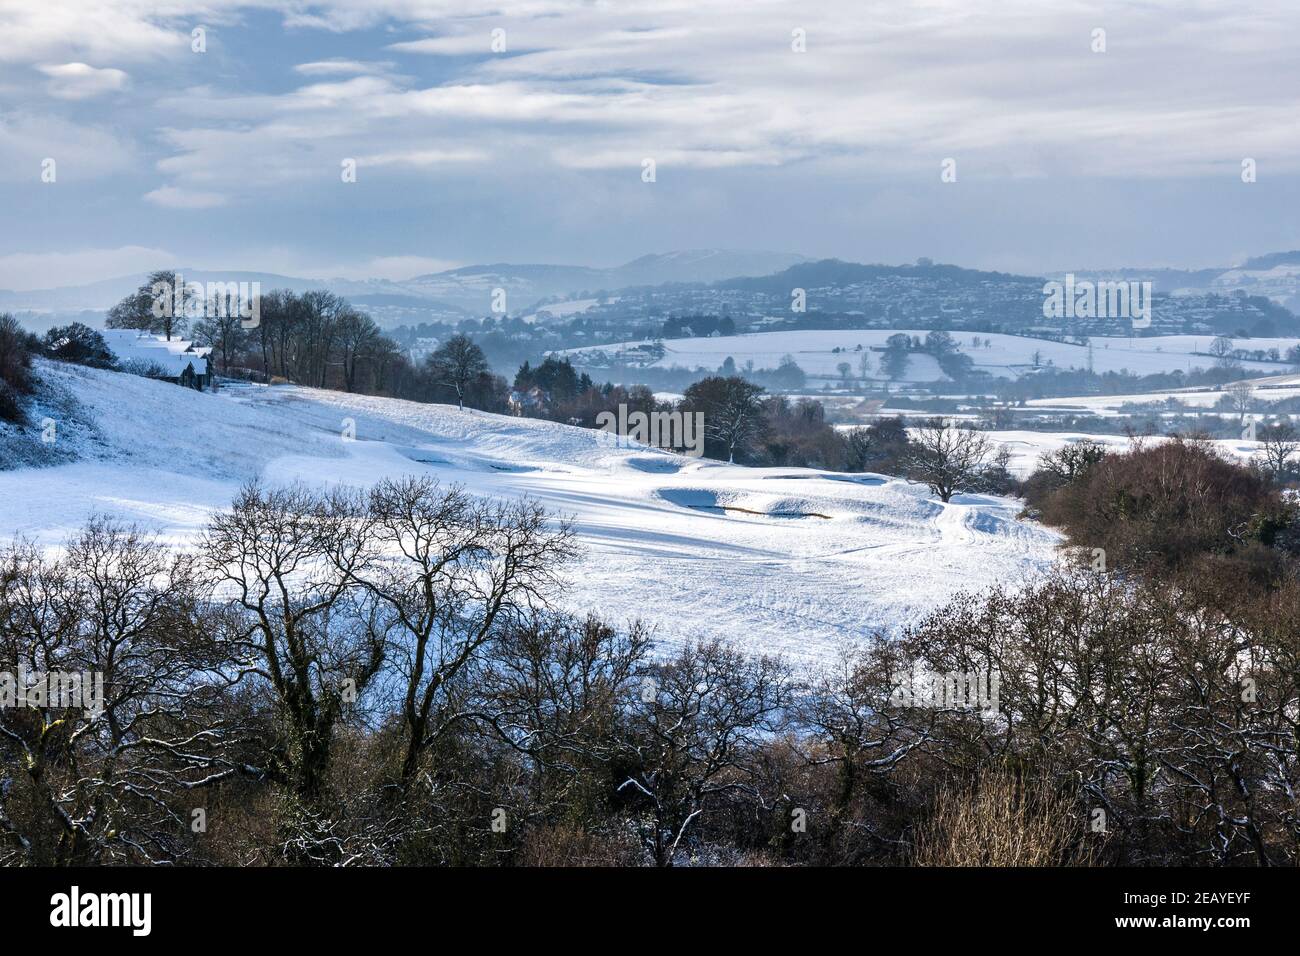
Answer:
[[0, 361, 1060, 661]]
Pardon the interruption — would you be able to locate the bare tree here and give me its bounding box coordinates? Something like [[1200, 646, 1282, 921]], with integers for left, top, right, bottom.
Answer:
[[357, 477, 576, 781], [106, 270, 197, 341], [191, 303, 247, 375], [618, 641, 789, 866], [0, 522, 249, 864], [297, 291, 347, 388], [428, 334, 489, 411], [202, 484, 386, 809], [1209, 335, 1236, 368], [904, 419, 996, 502], [1227, 380, 1255, 424], [797, 645, 930, 857], [1256, 420, 1300, 479], [482, 611, 650, 823], [335, 309, 382, 393], [1036, 439, 1108, 484]]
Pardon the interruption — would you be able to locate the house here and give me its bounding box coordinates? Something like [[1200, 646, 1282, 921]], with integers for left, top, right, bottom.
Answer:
[[507, 385, 547, 414], [100, 329, 213, 390], [406, 336, 441, 365]]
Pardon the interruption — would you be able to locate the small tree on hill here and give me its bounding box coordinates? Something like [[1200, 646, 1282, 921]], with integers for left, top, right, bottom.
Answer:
[[428, 334, 489, 411], [904, 419, 995, 502]]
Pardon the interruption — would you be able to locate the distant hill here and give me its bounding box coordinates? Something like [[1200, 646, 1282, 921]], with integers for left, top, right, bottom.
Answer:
[[6, 249, 1299, 332], [719, 258, 1042, 295], [0, 250, 807, 327], [399, 249, 807, 312], [1240, 251, 1300, 271]]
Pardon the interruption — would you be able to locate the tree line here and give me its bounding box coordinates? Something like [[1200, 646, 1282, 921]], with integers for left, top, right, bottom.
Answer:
[[96, 272, 509, 405]]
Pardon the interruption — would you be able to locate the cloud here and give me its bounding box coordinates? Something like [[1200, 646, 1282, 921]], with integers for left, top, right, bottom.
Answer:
[[294, 59, 394, 77], [0, 112, 136, 181], [2, 1, 1299, 273], [357, 148, 489, 168], [0, 1, 185, 65], [143, 185, 227, 209], [110, 0, 1300, 198], [38, 62, 129, 99]]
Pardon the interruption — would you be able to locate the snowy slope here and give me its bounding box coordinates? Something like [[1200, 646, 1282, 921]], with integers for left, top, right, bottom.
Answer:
[[0, 362, 1061, 662], [561, 330, 1298, 381]]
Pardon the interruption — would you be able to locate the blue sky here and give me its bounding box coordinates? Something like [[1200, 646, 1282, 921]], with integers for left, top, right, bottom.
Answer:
[[1, 0, 1298, 289]]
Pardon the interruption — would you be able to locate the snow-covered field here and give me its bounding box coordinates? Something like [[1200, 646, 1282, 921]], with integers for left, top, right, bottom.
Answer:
[[0, 362, 1062, 662], [978, 430, 1263, 477], [521, 297, 610, 323], [1025, 371, 1300, 416], [561, 330, 1298, 381]]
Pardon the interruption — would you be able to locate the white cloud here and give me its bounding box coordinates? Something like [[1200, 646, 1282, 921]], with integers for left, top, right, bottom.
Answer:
[[143, 185, 227, 209], [111, 0, 1300, 196], [0, 112, 136, 181], [358, 148, 489, 167], [294, 59, 394, 77], [38, 62, 129, 99], [0, 1, 186, 65], [2, 1, 1299, 273]]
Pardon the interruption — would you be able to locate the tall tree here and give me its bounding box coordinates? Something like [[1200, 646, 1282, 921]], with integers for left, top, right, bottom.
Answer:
[[881, 333, 912, 380], [296, 290, 346, 387], [355, 477, 575, 780], [428, 334, 489, 411], [335, 309, 382, 393], [191, 299, 248, 376], [201, 484, 385, 810], [106, 270, 195, 341], [682, 375, 767, 463]]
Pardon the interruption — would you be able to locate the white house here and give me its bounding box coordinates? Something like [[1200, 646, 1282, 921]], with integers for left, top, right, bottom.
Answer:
[[101, 329, 213, 390]]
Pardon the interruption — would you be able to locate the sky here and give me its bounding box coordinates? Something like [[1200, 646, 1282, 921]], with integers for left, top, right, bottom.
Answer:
[[1, 0, 1298, 290]]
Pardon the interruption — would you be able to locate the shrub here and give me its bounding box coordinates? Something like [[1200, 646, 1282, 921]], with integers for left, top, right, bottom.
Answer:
[[118, 358, 171, 379], [42, 323, 114, 368], [0, 313, 37, 423], [1035, 436, 1296, 575], [914, 775, 1094, 867]]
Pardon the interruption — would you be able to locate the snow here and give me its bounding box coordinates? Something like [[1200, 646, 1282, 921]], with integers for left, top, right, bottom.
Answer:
[[0, 361, 1062, 663], [561, 330, 1298, 381]]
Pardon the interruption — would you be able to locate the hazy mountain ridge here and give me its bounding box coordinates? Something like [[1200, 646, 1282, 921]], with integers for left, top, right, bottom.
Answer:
[[0, 250, 805, 319], [5, 250, 1298, 332]]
